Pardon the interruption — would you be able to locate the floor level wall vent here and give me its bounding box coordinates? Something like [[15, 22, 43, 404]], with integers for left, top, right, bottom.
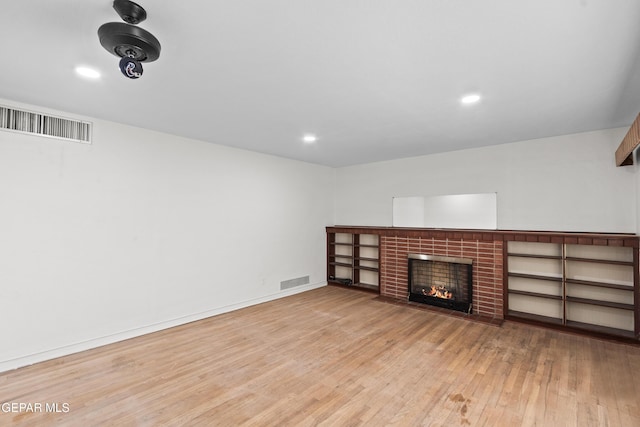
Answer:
[[280, 276, 310, 290]]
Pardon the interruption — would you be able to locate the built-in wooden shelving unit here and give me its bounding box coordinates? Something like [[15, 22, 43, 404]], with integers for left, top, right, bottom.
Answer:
[[327, 231, 379, 292], [326, 226, 640, 341], [506, 237, 639, 340]]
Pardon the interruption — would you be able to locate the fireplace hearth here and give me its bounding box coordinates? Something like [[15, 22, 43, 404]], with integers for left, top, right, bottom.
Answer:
[[408, 254, 473, 313]]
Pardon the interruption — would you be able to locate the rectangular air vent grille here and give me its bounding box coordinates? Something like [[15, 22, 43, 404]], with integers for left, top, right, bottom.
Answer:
[[280, 275, 310, 290], [0, 105, 91, 143]]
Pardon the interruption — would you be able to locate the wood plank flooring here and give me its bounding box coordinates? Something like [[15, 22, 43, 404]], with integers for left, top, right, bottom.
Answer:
[[1, 285, 640, 426]]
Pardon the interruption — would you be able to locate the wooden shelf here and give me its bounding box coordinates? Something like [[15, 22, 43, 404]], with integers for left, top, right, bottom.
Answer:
[[508, 313, 637, 339], [357, 265, 379, 272], [508, 253, 562, 260], [508, 272, 563, 282], [565, 257, 634, 266], [565, 278, 633, 291], [328, 281, 378, 293], [329, 261, 353, 268], [565, 296, 634, 311], [507, 310, 563, 325], [354, 282, 379, 291], [356, 256, 379, 262], [565, 320, 636, 338], [508, 289, 562, 300]]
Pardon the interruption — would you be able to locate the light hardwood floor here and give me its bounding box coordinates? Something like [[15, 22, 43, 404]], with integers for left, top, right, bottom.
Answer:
[[1, 286, 640, 426]]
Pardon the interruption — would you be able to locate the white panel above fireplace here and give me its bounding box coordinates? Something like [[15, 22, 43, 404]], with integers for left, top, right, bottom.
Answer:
[[392, 192, 497, 229]]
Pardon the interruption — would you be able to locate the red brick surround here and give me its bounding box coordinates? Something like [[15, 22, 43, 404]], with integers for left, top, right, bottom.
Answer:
[[381, 235, 503, 318]]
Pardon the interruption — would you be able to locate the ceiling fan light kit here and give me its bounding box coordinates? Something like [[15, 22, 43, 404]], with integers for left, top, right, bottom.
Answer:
[[98, 0, 161, 79]]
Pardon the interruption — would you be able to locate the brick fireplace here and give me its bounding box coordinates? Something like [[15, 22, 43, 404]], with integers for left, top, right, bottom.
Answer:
[[408, 254, 473, 313], [328, 226, 640, 336], [380, 233, 504, 319]]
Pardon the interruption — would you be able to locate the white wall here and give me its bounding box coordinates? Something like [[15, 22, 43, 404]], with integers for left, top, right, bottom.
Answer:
[[0, 100, 334, 372], [335, 128, 636, 233]]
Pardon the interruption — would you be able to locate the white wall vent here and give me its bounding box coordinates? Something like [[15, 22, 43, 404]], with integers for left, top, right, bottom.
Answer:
[[280, 275, 310, 290], [0, 105, 92, 144]]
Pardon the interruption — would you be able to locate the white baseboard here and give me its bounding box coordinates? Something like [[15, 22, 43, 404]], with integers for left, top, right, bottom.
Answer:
[[0, 282, 326, 374]]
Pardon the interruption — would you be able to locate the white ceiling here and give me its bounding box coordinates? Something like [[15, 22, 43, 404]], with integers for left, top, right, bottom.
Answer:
[[1, 1, 640, 167]]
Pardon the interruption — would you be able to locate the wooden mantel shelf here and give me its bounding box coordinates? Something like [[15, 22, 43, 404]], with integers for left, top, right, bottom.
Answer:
[[327, 226, 639, 247]]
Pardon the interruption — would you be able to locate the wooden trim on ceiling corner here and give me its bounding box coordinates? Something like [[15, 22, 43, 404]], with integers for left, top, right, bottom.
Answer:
[[616, 112, 640, 166]]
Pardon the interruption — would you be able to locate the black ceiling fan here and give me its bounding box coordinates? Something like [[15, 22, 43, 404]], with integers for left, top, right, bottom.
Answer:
[[98, 0, 161, 79]]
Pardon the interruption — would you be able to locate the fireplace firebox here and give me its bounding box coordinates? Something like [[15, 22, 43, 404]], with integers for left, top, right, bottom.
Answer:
[[408, 254, 473, 313]]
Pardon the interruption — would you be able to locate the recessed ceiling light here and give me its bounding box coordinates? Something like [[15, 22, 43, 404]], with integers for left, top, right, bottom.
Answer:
[[302, 134, 318, 143], [461, 94, 481, 105], [75, 66, 101, 79]]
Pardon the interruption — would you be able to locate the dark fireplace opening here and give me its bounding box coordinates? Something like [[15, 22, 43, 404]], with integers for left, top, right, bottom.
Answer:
[[408, 254, 473, 313]]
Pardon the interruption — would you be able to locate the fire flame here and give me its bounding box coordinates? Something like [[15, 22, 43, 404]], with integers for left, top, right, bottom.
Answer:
[[422, 285, 453, 299]]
